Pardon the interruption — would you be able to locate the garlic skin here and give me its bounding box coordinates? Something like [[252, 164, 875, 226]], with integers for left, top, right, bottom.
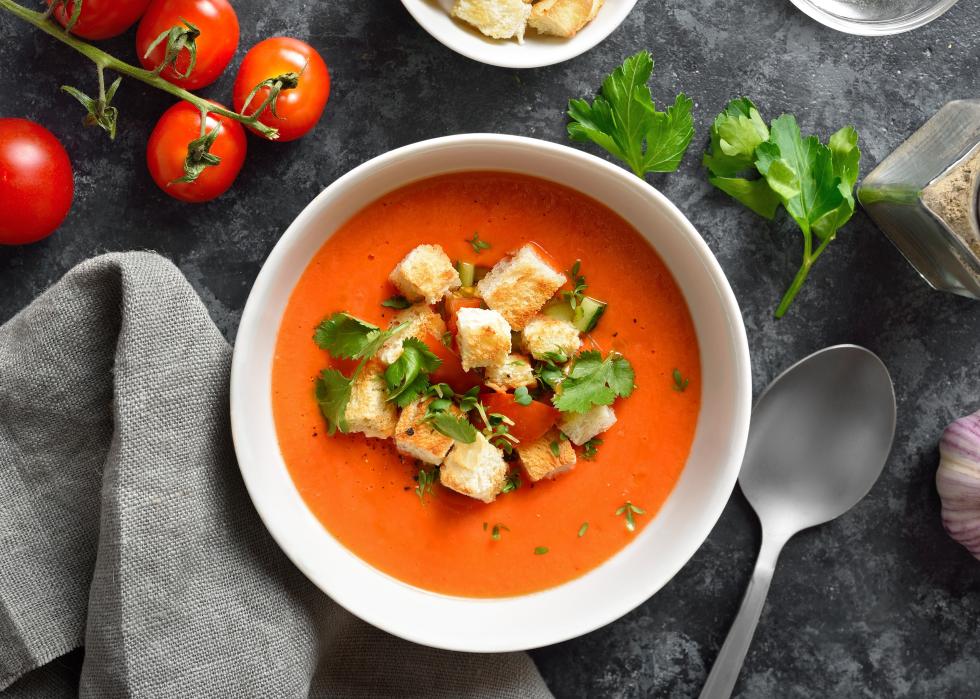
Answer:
[[937, 408, 980, 560]]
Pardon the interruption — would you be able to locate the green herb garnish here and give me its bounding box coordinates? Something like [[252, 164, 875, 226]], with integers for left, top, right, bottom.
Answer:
[[582, 438, 602, 460], [578, 522, 589, 537], [568, 51, 695, 178], [491, 523, 510, 541], [426, 412, 477, 443], [534, 546, 549, 555], [467, 231, 491, 254], [553, 350, 635, 414], [416, 466, 439, 505], [381, 295, 411, 310], [501, 470, 522, 493], [514, 386, 533, 406], [615, 501, 645, 532], [563, 260, 587, 310], [672, 368, 690, 392], [384, 337, 441, 408], [549, 440, 560, 457], [704, 98, 861, 318]]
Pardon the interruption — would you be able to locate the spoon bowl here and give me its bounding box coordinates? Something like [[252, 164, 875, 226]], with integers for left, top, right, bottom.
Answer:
[[700, 345, 896, 699], [741, 345, 897, 537]]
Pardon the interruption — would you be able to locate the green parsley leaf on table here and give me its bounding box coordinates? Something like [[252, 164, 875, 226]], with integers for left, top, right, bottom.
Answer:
[[384, 337, 441, 408], [553, 350, 635, 414], [427, 412, 478, 444], [703, 98, 861, 318], [568, 51, 695, 178]]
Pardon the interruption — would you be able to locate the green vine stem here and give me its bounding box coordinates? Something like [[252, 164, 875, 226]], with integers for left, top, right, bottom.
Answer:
[[0, 0, 279, 140]]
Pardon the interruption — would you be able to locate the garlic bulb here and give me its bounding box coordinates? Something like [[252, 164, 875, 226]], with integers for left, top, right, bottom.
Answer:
[[936, 408, 980, 560]]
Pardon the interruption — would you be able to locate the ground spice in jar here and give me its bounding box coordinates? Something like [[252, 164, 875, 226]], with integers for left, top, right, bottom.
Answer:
[[922, 143, 980, 263]]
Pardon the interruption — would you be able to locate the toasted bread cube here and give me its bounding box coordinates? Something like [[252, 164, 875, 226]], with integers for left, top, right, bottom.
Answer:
[[528, 0, 604, 38], [518, 428, 577, 482], [394, 398, 460, 465], [476, 245, 565, 330], [522, 315, 581, 361], [344, 363, 398, 439], [440, 432, 508, 503], [455, 307, 511, 371], [389, 244, 461, 304], [377, 304, 447, 365], [485, 353, 536, 391], [559, 404, 616, 445], [451, 0, 532, 43]]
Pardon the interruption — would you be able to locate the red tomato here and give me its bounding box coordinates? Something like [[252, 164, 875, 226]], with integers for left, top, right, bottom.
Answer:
[[146, 102, 246, 203], [423, 334, 481, 393], [48, 0, 151, 40], [232, 37, 330, 142], [480, 392, 558, 445], [0, 118, 73, 245], [445, 295, 483, 336], [136, 0, 239, 90]]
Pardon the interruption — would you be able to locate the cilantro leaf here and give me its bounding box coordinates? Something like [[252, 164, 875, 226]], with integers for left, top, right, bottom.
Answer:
[[315, 368, 353, 435], [553, 350, 635, 413], [381, 295, 411, 310], [427, 412, 477, 443], [313, 313, 380, 359], [568, 51, 694, 178], [703, 99, 861, 318], [385, 337, 441, 408], [514, 386, 533, 406]]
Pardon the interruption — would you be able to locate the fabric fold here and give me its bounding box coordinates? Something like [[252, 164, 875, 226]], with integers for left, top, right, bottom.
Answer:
[[0, 252, 552, 698]]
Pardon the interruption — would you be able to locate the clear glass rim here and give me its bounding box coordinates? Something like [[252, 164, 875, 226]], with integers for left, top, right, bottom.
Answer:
[[788, 0, 961, 35]]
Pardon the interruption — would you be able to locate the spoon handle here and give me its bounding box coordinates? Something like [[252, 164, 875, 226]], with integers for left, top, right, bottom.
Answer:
[[698, 532, 785, 699]]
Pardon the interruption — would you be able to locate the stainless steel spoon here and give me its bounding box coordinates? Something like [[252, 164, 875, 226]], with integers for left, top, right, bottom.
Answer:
[[699, 345, 896, 699]]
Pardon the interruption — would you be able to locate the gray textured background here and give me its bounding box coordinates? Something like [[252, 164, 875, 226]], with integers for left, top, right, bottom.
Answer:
[[2, 0, 980, 696]]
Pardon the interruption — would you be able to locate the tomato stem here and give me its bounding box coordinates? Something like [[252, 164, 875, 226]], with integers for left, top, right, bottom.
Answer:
[[0, 0, 280, 140]]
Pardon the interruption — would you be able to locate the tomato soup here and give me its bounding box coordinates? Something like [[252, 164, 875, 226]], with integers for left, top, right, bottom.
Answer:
[[272, 172, 701, 597]]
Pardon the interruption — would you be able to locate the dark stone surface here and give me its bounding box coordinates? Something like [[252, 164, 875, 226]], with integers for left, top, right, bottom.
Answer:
[[2, 0, 980, 696]]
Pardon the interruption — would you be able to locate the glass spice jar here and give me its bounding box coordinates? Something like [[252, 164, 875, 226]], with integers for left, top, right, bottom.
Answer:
[[858, 99, 980, 300]]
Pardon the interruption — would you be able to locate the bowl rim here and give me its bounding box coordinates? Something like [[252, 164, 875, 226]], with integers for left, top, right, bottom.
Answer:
[[231, 134, 752, 651], [787, 0, 959, 35], [398, 0, 640, 69]]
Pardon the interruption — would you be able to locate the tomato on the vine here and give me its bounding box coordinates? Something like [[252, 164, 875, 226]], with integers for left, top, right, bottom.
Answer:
[[232, 37, 330, 142], [146, 102, 246, 203], [0, 118, 73, 245], [47, 0, 151, 40], [136, 0, 239, 90]]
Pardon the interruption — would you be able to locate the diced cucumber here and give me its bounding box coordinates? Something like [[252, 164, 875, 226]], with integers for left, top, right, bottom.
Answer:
[[457, 261, 476, 287], [573, 296, 607, 333], [543, 301, 574, 322], [473, 265, 490, 283]]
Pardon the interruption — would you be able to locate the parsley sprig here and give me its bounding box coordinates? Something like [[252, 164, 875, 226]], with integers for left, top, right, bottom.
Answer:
[[501, 470, 522, 494], [553, 350, 635, 414], [467, 231, 491, 254], [562, 260, 587, 310], [672, 368, 690, 392], [313, 313, 406, 434], [416, 467, 439, 505], [568, 51, 695, 178], [616, 501, 645, 532], [582, 438, 602, 460], [704, 98, 860, 317], [384, 337, 441, 408]]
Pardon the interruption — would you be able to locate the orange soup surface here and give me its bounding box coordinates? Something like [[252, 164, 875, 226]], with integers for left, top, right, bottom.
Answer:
[[272, 172, 701, 597]]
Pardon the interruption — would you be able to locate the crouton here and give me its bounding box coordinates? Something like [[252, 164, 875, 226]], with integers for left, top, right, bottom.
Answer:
[[394, 398, 459, 465], [517, 428, 576, 482], [377, 304, 447, 365], [476, 244, 566, 330], [559, 404, 616, 445], [455, 307, 511, 371], [528, 0, 604, 38], [344, 363, 398, 439], [451, 0, 532, 43], [485, 353, 536, 391], [522, 315, 581, 361], [440, 432, 508, 503], [389, 244, 461, 304]]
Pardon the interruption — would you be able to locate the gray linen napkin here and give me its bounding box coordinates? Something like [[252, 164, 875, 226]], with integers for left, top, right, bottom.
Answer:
[[0, 252, 553, 698]]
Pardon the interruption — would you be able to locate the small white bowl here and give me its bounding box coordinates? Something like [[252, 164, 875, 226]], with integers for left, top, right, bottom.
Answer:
[[400, 0, 639, 69], [231, 134, 751, 652]]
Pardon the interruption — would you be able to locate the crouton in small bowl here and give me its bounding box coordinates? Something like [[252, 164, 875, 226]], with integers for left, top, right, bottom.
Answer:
[[401, 0, 639, 69], [231, 134, 751, 652]]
